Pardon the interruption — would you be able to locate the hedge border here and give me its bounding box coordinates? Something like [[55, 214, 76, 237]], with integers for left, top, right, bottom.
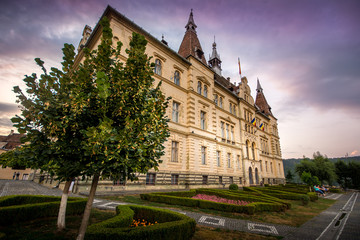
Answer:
[[85, 205, 196, 240], [0, 195, 87, 226]]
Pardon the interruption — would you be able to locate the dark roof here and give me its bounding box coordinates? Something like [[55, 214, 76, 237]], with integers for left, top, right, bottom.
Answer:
[[178, 10, 207, 65], [82, 5, 191, 67], [0, 133, 25, 150]]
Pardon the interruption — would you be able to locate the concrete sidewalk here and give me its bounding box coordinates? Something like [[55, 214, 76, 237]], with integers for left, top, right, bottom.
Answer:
[[1, 180, 359, 239]]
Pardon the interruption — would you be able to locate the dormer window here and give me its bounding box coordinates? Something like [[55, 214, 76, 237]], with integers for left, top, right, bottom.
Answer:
[[195, 48, 204, 60], [154, 59, 162, 75]]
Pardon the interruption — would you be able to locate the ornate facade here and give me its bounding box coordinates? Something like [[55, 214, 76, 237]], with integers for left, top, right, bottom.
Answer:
[[66, 6, 284, 193]]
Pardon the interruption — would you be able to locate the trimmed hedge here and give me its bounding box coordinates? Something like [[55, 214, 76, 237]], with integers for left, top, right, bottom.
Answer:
[[307, 192, 318, 201], [229, 184, 239, 190], [85, 205, 196, 240], [254, 188, 310, 205], [242, 187, 292, 209], [0, 195, 87, 226], [329, 188, 342, 193], [141, 189, 287, 214]]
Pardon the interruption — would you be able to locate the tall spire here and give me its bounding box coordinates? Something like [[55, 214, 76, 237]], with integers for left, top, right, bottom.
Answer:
[[255, 79, 273, 116], [185, 9, 197, 32], [208, 36, 222, 75], [256, 78, 263, 92], [178, 9, 207, 65]]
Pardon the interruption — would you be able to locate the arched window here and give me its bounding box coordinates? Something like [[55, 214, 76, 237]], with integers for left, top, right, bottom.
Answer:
[[154, 59, 162, 75], [197, 81, 202, 94], [249, 167, 253, 185], [255, 168, 259, 184], [174, 70, 180, 85], [252, 142, 256, 160], [204, 85, 208, 98]]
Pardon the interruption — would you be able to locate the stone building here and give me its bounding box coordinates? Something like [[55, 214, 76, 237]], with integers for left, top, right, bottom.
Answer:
[[0, 131, 35, 180], [42, 6, 284, 193]]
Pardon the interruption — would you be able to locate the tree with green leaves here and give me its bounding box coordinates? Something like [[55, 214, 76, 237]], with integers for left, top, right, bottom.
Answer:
[[70, 18, 170, 240], [335, 160, 360, 190], [295, 152, 336, 185], [285, 169, 294, 183], [0, 43, 88, 230], [301, 171, 320, 187]]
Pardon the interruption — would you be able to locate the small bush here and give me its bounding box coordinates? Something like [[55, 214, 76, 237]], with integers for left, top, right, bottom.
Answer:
[[229, 184, 239, 190]]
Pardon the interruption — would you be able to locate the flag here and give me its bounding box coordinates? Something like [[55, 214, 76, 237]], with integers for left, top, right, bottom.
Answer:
[[238, 57, 241, 75], [251, 118, 256, 126], [259, 123, 264, 131]]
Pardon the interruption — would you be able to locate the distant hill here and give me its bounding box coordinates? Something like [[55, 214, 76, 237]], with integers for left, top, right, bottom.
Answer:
[[283, 156, 360, 183]]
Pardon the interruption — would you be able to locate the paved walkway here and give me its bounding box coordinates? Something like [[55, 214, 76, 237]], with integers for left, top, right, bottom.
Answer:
[[1, 180, 359, 239]]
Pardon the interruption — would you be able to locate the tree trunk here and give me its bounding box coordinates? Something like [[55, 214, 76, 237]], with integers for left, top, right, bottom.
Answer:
[[76, 174, 99, 240], [57, 180, 71, 231]]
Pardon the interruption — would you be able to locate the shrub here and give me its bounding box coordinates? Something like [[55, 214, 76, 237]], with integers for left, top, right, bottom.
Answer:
[[85, 205, 196, 240], [229, 184, 239, 190], [329, 188, 342, 193], [307, 192, 318, 201], [0, 195, 87, 226]]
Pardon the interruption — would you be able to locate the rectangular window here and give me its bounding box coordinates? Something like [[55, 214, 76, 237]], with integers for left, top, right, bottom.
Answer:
[[229, 103, 232, 114], [171, 174, 179, 185], [265, 161, 268, 172], [216, 151, 221, 167], [219, 176, 223, 184], [146, 173, 156, 185], [171, 141, 179, 162], [221, 121, 225, 138], [229, 177, 233, 184], [172, 101, 179, 123], [214, 94, 218, 105], [201, 146, 206, 165], [202, 175, 208, 185], [239, 177, 242, 184], [231, 126, 234, 141], [227, 153, 231, 168], [226, 124, 230, 140], [237, 155, 240, 169], [270, 162, 273, 173], [200, 111, 206, 130]]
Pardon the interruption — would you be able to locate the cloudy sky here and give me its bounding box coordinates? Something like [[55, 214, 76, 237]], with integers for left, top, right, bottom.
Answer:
[[1, 0, 359, 159]]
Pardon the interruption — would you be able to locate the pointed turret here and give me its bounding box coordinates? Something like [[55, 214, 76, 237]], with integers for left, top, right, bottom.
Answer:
[[178, 9, 207, 65], [208, 37, 222, 75], [255, 78, 273, 116]]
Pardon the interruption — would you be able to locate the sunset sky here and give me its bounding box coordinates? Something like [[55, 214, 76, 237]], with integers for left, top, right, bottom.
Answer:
[[1, 0, 359, 159]]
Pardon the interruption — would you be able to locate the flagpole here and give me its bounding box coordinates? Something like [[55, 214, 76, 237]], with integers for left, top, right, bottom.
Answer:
[[238, 57, 242, 82]]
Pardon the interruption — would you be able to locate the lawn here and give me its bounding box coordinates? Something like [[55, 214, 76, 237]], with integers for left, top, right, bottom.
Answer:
[[99, 194, 336, 227]]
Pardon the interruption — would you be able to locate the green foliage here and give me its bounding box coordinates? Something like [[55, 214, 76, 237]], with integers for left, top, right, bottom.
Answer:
[[300, 171, 320, 187], [329, 188, 342, 193], [286, 170, 294, 183], [335, 160, 360, 190], [0, 195, 87, 226], [229, 183, 238, 190], [85, 205, 196, 240], [295, 152, 336, 185], [1, 17, 170, 184]]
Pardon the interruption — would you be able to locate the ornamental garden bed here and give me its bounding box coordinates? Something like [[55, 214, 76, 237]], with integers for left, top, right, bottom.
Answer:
[[85, 205, 196, 240], [140, 188, 288, 214]]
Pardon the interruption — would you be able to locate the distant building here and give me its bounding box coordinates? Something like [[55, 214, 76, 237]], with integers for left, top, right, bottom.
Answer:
[[39, 6, 285, 192], [0, 131, 34, 180]]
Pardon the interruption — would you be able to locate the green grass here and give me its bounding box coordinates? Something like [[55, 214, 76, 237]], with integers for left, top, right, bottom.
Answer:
[[99, 194, 336, 227]]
